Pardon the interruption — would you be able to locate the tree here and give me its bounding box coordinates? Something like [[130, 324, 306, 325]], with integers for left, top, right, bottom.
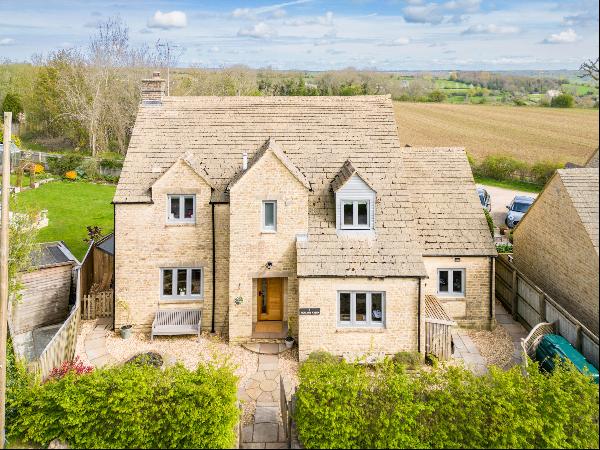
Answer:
[[551, 93, 574, 108], [428, 90, 446, 102], [579, 57, 599, 84], [7, 203, 39, 302], [1, 93, 23, 120]]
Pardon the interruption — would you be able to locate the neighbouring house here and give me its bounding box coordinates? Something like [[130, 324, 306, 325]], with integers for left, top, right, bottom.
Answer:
[[513, 168, 599, 335], [113, 73, 496, 360], [8, 241, 79, 362]]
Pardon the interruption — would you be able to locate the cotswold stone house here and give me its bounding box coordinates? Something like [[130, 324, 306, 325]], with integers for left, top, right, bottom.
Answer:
[[513, 168, 599, 335], [114, 74, 496, 360]]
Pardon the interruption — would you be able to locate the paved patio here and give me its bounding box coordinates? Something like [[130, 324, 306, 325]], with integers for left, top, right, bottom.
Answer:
[[495, 300, 528, 366], [83, 318, 115, 367]]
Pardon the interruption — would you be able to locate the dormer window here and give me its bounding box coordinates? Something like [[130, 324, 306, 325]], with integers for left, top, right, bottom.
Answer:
[[332, 161, 376, 232], [341, 200, 371, 229], [167, 194, 195, 223]]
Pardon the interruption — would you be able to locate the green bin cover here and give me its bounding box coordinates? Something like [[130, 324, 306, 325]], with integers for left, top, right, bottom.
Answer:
[[536, 334, 598, 384]]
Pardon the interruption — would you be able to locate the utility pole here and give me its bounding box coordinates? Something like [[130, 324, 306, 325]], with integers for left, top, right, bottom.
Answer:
[[0, 112, 12, 448]]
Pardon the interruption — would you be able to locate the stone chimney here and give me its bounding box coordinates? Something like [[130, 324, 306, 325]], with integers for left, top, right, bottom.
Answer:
[[141, 71, 165, 105]]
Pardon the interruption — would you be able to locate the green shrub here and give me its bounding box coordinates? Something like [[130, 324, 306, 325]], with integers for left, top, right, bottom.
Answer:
[[7, 361, 239, 448], [295, 352, 599, 449], [47, 154, 84, 176], [551, 93, 574, 108], [79, 158, 100, 179], [99, 158, 124, 170], [496, 243, 513, 253], [484, 208, 494, 237], [392, 351, 422, 369], [530, 160, 563, 185], [1, 93, 24, 117], [477, 155, 527, 181], [428, 90, 447, 102]]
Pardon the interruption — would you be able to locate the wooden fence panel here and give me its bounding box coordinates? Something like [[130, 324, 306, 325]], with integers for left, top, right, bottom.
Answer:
[[36, 304, 81, 379], [495, 253, 599, 369]]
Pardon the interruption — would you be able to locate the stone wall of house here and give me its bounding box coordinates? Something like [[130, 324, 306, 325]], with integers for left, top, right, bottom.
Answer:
[[513, 176, 599, 335], [422, 256, 494, 329], [228, 151, 309, 342], [115, 160, 229, 333], [297, 277, 421, 361]]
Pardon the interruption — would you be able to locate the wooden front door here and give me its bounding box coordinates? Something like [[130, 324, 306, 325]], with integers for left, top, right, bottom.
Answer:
[[257, 278, 283, 321]]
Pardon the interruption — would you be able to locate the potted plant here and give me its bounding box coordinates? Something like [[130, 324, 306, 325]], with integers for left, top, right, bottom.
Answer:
[[116, 298, 133, 339], [285, 329, 295, 349]]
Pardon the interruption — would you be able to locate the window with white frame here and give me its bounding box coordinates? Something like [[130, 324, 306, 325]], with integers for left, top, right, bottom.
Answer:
[[438, 269, 465, 296], [340, 200, 371, 229], [262, 200, 277, 232], [167, 195, 196, 223], [338, 291, 385, 327], [161, 268, 203, 300]]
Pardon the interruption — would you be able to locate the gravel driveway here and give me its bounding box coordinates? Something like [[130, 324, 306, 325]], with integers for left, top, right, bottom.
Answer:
[[477, 184, 539, 227]]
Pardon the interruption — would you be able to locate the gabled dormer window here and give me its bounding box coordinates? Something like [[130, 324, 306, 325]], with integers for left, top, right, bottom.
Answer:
[[341, 200, 371, 229], [167, 194, 195, 224]]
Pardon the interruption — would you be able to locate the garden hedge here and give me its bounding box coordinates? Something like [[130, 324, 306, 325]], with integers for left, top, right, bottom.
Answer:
[[7, 359, 239, 449], [295, 352, 599, 449]]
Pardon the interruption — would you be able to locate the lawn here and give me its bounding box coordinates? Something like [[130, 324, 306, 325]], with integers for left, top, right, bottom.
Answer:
[[15, 181, 116, 260], [394, 102, 599, 165], [474, 176, 542, 193]]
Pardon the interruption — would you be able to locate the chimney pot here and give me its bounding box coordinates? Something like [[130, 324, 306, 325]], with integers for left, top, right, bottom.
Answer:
[[141, 72, 165, 105], [242, 152, 248, 171]]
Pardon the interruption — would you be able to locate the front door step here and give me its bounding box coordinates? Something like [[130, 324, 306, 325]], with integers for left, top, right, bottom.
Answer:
[[243, 342, 287, 355]]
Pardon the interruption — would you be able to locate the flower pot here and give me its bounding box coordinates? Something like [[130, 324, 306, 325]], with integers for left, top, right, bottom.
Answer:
[[120, 325, 133, 339], [285, 338, 294, 349]]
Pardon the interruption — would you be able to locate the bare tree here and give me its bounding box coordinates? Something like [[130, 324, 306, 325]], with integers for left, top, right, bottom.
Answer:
[[579, 57, 599, 84]]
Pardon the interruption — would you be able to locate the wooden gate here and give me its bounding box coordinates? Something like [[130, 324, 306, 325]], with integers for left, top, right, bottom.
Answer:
[[424, 295, 456, 360], [82, 290, 114, 320]]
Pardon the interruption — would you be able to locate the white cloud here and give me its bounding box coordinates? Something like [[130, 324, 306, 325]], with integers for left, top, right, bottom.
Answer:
[[232, 0, 312, 20], [319, 11, 334, 26], [0, 38, 15, 46], [148, 11, 188, 30], [380, 37, 411, 46], [237, 22, 277, 39], [403, 0, 480, 24], [462, 24, 519, 35], [542, 28, 580, 44]]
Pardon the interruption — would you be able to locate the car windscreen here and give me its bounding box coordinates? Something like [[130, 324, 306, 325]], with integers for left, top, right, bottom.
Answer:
[[511, 202, 531, 213]]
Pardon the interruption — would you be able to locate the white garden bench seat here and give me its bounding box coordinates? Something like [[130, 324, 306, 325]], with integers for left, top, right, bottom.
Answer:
[[151, 309, 202, 341]]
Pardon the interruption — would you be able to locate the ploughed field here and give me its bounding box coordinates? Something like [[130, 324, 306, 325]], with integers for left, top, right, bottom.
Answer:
[[394, 102, 599, 165]]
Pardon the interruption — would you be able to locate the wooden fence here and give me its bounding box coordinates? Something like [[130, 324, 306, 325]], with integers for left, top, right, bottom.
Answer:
[[33, 302, 81, 379], [496, 253, 599, 368], [82, 290, 114, 320], [424, 295, 456, 361]]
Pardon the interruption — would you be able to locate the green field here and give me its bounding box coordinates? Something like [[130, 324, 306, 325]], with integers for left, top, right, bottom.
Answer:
[[15, 181, 116, 259]]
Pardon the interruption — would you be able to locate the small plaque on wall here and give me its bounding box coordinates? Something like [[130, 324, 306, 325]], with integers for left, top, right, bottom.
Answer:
[[299, 307, 320, 316]]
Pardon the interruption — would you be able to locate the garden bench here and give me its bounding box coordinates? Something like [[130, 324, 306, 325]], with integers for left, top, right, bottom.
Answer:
[[151, 309, 202, 342]]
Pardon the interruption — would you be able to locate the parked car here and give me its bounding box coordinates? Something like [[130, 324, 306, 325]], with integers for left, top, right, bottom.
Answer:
[[505, 195, 535, 228], [477, 187, 491, 211]]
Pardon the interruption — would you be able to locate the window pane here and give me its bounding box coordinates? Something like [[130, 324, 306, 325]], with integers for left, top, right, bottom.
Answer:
[[264, 202, 275, 228], [371, 293, 383, 323], [439, 270, 449, 292], [355, 293, 367, 322], [170, 197, 180, 219], [453, 270, 463, 293], [261, 279, 268, 313], [163, 270, 173, 296], [343, 202, 353, 225], [191, 269, 202, 295], [177, 269, 187, 296], [357, 202, 368, 225], [339, 293, 351, 322], [184, 197, 194, 219]]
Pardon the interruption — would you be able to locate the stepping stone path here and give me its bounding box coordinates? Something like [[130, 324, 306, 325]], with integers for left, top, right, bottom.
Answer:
[[239, 344, 287, 449], [452, 328, 488, 375], [83, 318, 116, 368]]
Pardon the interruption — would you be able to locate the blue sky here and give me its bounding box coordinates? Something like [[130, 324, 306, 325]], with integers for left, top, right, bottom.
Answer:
[[0, 0, 598, 70]]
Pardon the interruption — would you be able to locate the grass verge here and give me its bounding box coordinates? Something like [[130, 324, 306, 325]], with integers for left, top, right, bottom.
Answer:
[[475, 176, 542, 193]]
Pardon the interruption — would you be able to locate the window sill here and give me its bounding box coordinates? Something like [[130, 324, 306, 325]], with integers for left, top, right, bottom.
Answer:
[[336, 327, 386, 333], [261, 230, 277, 234], [159, 298, 204, 304], [437, 294, 466, 300], [165, 222, 196, 227]]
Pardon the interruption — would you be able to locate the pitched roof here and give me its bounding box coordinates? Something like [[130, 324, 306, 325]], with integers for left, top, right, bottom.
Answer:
[[32, 242, 78, 269], [330, 160, 375, 192], [557, 168, 599, 254], [228, 137, 311, 191], [400, 147, 497, 257], [585, 148, 599, 169]]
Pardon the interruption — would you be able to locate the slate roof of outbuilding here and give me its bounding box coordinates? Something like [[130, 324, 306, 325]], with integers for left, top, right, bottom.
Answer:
[[557, 168, 599, 254], [115, 95, 492, 276], [400, 147, 497, 257]]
